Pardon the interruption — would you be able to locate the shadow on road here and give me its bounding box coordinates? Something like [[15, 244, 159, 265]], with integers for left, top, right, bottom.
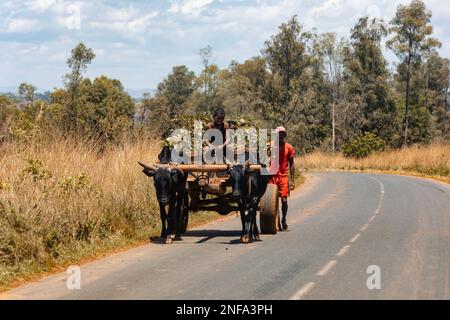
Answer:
[[150, 229, 259, 245], [183, 229, 243, 244]]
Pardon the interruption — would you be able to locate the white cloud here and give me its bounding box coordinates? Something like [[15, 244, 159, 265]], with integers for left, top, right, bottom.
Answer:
[[26, 0, 57, 12], [5, 18, 41, 33], [128, 12, 159, 33], [101, 6, 140, 22], [1, 0, 449, 90], [88, 11, 158, 34], [1, 1, 17, 10], [309, 0, 342, 17], [17, 43, 49, 55], [169, 0, 215, 15]]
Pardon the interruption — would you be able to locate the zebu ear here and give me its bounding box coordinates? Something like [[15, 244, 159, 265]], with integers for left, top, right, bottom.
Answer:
[[138, 162, 156, 177]]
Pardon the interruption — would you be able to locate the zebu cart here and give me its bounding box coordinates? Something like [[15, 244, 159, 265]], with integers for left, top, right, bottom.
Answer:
[[138, 162, 281, 235]]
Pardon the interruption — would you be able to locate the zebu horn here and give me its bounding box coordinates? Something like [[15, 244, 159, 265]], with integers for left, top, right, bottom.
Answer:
[[138, 162, 156, 172]]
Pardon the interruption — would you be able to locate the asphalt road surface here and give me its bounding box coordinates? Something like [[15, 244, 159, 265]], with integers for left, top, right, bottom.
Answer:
[[1, 172, 450, 300]]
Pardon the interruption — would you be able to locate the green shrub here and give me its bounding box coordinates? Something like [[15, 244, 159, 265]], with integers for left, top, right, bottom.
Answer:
[[59, 174, 90, 193], [20, 159, 50, 182], [342, 132, 386, 158]]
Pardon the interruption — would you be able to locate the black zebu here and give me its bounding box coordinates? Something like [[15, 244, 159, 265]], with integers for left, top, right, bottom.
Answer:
[[228, 162, 270, 243], [140, 146, 188, 244]]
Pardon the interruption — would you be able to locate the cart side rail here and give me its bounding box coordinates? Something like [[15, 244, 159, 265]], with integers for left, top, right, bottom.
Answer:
[[138, 162, 262, 173]]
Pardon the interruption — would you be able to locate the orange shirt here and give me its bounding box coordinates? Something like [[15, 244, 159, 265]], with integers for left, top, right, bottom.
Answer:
[[273, 142, 295, 176]]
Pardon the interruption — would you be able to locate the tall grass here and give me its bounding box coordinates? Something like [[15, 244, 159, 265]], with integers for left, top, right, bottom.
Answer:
[[3, 137, 447, 289], [300, 143, 450, 178], [0, 135, 163, 288]]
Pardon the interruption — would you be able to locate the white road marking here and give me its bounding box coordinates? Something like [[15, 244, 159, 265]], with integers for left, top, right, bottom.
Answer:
[[290, 282, 316, 300], [289, 176, 386, 300], [316, 260, 337, 276], [336, 245, 351, 257], [369, 177, 385, 216], [350, 233, 360, 243]]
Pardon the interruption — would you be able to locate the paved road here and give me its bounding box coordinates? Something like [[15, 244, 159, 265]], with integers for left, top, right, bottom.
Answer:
[[2, 172, 450, 300]]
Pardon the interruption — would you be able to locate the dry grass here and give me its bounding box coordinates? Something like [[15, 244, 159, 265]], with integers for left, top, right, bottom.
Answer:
[[299, 143, 450, 179], [1, 137, 445, 290], [0, 136, 167, 289]]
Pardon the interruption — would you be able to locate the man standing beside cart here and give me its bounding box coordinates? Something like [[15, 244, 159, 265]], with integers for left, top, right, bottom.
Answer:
[[269, 126, 295, 231]]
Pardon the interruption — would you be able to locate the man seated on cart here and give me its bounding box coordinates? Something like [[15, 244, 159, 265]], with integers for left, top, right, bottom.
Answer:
[[204, 108, 232, 165]]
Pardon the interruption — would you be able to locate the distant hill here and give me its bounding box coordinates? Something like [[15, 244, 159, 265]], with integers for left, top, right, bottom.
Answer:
[[125, 88, 155, 100], [1, 86, 153, 102], [0, 86, 18, 94], [0, 90, 51, 103]]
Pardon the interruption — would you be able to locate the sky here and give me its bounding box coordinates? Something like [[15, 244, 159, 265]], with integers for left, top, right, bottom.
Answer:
[[0, 0, 449, 94]]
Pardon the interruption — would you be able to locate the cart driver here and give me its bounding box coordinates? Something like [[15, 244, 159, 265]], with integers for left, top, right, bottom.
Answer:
[[269, 126, 295, 231], [204, 108, 231, 164]]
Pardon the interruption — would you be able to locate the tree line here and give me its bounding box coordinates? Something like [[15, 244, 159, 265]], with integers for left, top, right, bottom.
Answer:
[[1, 0, 449, 154]]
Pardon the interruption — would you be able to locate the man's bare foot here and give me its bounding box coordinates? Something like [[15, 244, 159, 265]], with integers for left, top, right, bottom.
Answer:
[[282, 219, 288, 231]]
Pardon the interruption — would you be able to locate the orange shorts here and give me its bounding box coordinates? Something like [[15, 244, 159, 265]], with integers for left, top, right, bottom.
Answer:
[[269, 175, 290, 198]]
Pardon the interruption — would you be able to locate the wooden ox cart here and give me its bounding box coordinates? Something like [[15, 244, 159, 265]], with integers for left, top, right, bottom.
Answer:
[[140, 163, 280, 235]]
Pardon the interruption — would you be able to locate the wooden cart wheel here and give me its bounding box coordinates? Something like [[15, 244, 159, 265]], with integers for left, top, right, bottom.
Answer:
[[259, 184, 279, 234], [180, 192, 189, 234]]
